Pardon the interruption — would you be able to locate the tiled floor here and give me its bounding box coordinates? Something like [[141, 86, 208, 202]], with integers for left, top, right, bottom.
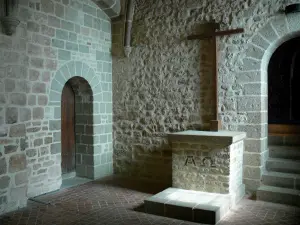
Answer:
[[0, 176, 299, 225]]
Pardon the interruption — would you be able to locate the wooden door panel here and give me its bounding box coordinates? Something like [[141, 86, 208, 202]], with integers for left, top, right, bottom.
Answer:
[[61, 82, 75, 174]]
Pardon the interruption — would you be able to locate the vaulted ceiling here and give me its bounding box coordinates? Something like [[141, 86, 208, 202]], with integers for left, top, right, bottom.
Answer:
[[92, 0, 121, 18]]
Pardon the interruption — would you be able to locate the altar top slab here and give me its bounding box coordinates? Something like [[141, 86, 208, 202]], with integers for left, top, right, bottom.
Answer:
[[168, 130, 246, 145]]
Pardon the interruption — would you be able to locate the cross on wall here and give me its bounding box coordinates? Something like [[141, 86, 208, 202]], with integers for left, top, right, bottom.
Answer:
[[187, 27, 244, 131]]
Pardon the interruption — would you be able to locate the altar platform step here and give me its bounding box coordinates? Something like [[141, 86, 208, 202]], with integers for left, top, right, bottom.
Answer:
[[144, 188, 232, 224]]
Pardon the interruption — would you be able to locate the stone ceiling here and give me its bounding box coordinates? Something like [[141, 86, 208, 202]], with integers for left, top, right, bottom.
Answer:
[[92, 0, 121, 18]]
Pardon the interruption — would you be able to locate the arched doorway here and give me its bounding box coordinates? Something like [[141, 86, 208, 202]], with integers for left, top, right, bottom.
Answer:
[[61, 76, 94, 178], [268, 37, 300, 135], [61, 81, 76, 174]]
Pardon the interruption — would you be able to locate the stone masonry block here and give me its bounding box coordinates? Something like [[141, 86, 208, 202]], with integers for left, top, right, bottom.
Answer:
[[75, 61, 83, 76], [30, 57, 44, 69], [48, 165, 61, 178], [0, 158, 7, 175], [55, 3, 64, 18], [9, 153, 26, 173], [271, 15, 289, 37], [41, 0, 54, 14], [84, 14, 93, 28], [6, 107, 18, 124], [53, 132, 61, 142], [259, 23, 278, 43], [69, 32, 77, 41], [56, 29, 69, 40], [19, 108, 31, 122], [10, 186, 27, 201], [242, 58, 260, 71], [45, 59, 57, 71], [83, 4, 97, 16], [59, 65, 71, 80], [243, 152, 263, 167], [32, 34, 51, 46], [10, 93, 26, 106], [61, 20, 74, 31], [49, 120, 61, 130], [51, 143, 61, 154], [48, 15, 61, 28], [15, 171, 28, 186], [51, 78, 63, 92], [38, 95, 48, 106], [33, 107, 44, 120], [32, 82, 46, 93], [244, 83, 267, 96], [54, 107, 61, 119], [49, 90, 60, 102], [27, 43, 42, 56], [66, 42, 78, 51], [52, 39, 65, 48], [237, 96, 262, 111], [251, 34, 270, 50], [286, 13, 300, 32], [55, 71, 66, 86], [65, 7, 78, 22], [4, 79, 15, 92], [0, 176, 10, 189], [79, 44, 89, 53], [243, 178, 261, 191], [243, 166, 263, 180], [41, 24, 55, 37], [245, 44, 264, 60], [44, 47, 57, 59], [27, 21, 40, 32], [238, 124, 266, 138], [67, 61, 75, 75]]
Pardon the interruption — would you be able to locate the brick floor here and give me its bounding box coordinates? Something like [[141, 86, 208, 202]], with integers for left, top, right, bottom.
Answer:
[[0, 176, 299, 225]]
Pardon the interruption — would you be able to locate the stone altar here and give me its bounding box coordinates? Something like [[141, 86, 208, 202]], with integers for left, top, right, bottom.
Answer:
[[145, 130, 247, 224], [169, 130, 246, 202]]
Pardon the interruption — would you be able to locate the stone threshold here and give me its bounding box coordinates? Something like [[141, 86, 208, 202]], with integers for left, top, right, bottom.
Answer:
[[144, 188, 232, 224]]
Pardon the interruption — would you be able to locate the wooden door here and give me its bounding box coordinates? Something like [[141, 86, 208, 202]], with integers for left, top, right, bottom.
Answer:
[[61, 82, 75, 174]]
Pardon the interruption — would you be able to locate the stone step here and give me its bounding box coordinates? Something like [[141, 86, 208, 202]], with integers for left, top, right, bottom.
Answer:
[[144, 188, 232, 224], [262, 171, 300, 190], [257, 185, 300, 206], [266, 158, 300, 174], [269, 145, 300, 160], [268, 135, 300, 146]]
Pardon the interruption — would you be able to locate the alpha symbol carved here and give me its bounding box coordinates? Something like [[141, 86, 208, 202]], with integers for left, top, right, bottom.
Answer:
[[184, 156, 196, 166]]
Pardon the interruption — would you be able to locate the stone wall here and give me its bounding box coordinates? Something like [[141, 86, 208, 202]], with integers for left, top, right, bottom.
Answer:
[[112, 0, 300, 192], [0, 0, 112, 215]]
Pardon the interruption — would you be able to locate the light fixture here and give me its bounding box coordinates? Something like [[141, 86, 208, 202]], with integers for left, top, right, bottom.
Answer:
[[1, 0, 20, 35]]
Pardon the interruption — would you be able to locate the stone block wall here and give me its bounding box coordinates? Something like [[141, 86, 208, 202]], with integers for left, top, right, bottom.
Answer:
[[0, 0, 113, 215], [112, 0, 300, 192]]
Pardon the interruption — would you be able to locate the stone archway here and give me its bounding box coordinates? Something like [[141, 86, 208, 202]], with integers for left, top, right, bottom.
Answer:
[[48, 61, 113, 180], [239, 13, 300, 190]]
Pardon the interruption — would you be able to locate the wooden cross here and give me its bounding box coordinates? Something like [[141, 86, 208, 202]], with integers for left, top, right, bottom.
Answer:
[[187, 27, 244, 131]]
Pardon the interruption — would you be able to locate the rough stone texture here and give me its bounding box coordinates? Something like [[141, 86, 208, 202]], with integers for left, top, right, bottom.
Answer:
[[0, 0, 112, 215], [112, 0, 300, 193], [170, 137, 244, 202]]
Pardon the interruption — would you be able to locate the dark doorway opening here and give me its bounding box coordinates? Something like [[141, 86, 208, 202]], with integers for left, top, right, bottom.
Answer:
[[268, 37, 300, 135]]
